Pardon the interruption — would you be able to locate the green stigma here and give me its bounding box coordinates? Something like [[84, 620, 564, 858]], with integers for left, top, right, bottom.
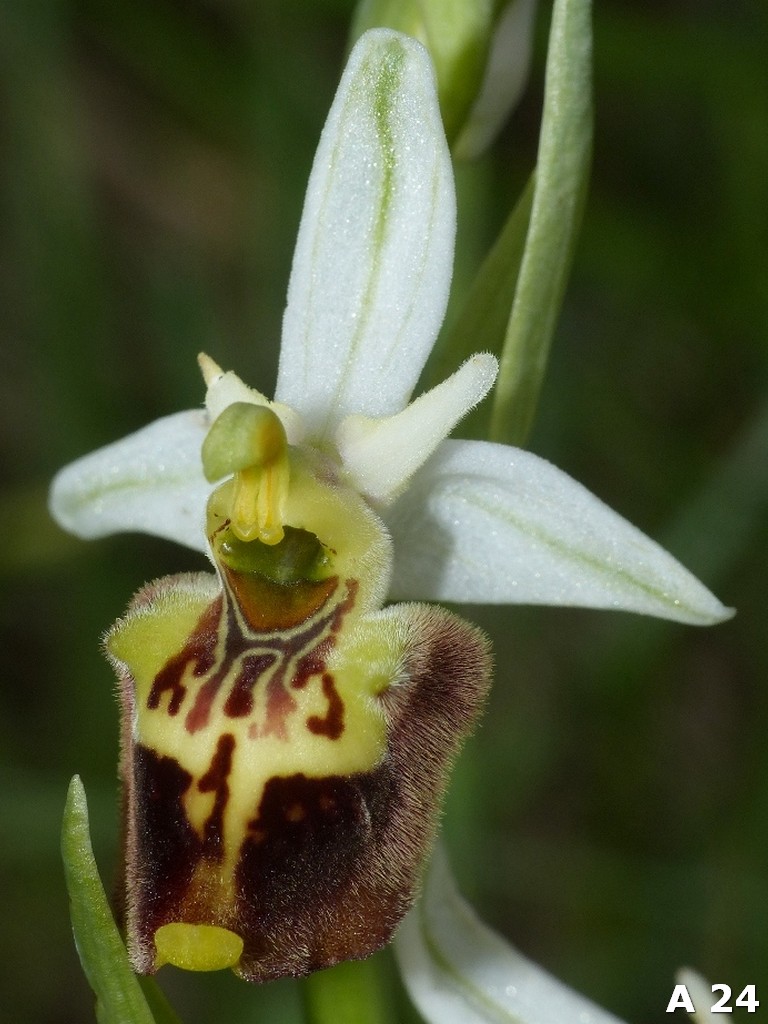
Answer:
[[217, 524, 331, 585]]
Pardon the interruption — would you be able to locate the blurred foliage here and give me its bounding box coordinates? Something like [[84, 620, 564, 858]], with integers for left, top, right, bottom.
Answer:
[[1, 1, 766, 1022]]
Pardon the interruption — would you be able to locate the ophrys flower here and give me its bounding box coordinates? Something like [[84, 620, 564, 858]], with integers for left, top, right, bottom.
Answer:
[[50, 28, 730, 986]]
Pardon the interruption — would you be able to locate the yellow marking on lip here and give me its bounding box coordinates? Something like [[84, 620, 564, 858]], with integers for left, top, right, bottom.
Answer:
[[183, 780, 217, 839]]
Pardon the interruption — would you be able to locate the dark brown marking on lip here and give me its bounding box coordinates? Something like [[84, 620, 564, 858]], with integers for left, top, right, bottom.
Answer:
[[185, 599, 249, 733], [307, 673, 344, 740], [128, 745, 201, 955], [232, 768, 388, 981], [242, 772, 368, 874], [197, 733, 236, 856], [151, 574, 360, 739], [185, 675, 223, 733], [224, 654, 278, 717], [148, 597, 223, 715], [330, 579, 358, 632], [291, 638, 334, 690], [250, 665, 297, 740]]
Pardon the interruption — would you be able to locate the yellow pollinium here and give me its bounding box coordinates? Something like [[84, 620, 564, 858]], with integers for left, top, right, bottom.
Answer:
[[154, 923, 244, 972], [202, 402, 290, 546], [231, 458, 290, 546]]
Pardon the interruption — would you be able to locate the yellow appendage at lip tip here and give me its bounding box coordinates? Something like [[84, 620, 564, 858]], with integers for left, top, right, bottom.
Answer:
[[154, 923, 244, 972]]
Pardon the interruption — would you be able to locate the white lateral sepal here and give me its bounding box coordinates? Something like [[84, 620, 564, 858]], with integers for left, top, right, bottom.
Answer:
[[675, 969, 717, 1024], [49, 410, 212, 553], [385, 439, 733, 625]]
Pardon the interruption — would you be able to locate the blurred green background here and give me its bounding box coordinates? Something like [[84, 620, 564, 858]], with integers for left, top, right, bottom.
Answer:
[[1, 1, 766, 1021]]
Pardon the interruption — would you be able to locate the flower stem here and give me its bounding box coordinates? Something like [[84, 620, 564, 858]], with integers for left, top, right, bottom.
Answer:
[[489, 0, 593, 446], [300, 955, 395, 1024]]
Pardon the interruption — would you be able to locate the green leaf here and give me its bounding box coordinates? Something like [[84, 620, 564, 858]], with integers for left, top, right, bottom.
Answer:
[[490, 0, 593, 445], [61, 775, 180, 1024]]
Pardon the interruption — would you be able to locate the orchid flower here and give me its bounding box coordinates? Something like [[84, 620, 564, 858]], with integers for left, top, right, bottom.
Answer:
[[51, 26, 730, 1018]]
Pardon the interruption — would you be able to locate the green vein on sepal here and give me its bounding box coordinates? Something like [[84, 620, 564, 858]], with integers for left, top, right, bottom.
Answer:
[[490, 0, 593, 446], [62, 775, 179, 1024], [417, 898, 520, 1024], [350, 0, 493, 144]]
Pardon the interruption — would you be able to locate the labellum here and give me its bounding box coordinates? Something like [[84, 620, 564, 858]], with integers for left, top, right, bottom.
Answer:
[[106, 401, 491, 982]]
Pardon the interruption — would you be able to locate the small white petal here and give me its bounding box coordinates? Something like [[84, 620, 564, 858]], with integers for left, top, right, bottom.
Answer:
[[336, 354, 498, 503], [395, 846, 627, 1024], [276, 29, 455, 437], [49, 411, 212, 553], [386, 440, 733, 625]]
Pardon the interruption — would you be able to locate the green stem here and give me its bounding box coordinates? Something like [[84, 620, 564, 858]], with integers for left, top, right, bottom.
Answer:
[[300, 955, 395, 1024], [425, 173, 534, 440], [489, 0, 593, 445]]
